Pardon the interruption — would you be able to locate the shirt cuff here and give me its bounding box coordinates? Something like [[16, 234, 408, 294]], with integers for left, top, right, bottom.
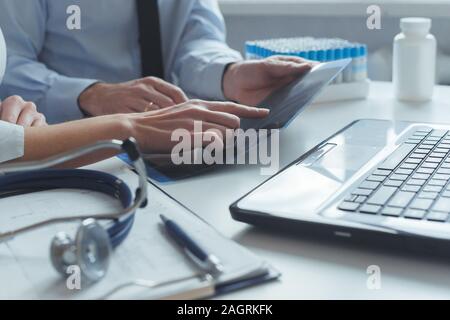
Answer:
[[41, 74, 98, 124], [196, 56, 242, 101], [0, 122, 24, 163]]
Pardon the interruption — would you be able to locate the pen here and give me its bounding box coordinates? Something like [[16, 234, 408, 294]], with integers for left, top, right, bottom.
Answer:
[[160, 214, 224, 275]]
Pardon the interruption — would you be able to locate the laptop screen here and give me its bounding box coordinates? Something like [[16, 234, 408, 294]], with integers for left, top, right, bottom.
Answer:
[[240, 59, 351, 130]]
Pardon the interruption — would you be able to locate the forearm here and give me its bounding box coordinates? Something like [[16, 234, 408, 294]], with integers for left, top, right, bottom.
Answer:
[[19, 115, 132, 167]]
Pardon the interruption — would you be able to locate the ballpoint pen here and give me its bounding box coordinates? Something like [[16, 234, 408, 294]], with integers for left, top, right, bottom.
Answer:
[[160, 214, 224, 275]]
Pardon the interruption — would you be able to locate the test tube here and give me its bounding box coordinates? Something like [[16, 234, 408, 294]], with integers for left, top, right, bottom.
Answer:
[[342, 47, 353, 83]]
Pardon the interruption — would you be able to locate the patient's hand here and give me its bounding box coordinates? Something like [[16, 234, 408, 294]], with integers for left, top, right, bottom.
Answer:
[[123, 99, 270, 153], [78, 77, 189, 117], [223, 56, 314, 106], [0, 96, 47, 127]]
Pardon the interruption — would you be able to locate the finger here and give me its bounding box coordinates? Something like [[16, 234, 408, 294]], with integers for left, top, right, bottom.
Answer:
[[126, 99, 160, 113], [265, 60, 312, 78], [197, 101, 270, 119], [0, 96, 25, 124], [17, 108, 37, 127], [31, 114, 47, 127], [270, 55, 311, 64], [146, 77, 188, 104], [181, 105, 241, 129], [194, 130, 225, 149], [147, 89, 176, 108]]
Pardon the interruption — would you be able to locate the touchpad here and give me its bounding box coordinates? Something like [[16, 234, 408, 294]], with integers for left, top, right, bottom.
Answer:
[[236, 142, 382, 216]]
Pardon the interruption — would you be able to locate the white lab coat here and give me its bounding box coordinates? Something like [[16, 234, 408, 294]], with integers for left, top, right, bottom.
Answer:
[[0, 120, 24, 163], [0, 26, 24, 163]]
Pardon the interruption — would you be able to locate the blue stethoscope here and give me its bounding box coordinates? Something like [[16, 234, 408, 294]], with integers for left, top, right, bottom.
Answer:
[[0, 138, 148, 282]]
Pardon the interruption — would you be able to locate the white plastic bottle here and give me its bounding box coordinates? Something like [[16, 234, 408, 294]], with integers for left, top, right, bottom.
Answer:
[[393, 17, 437, 101]]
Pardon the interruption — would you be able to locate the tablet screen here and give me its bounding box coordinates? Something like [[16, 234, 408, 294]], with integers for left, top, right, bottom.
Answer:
[[240, 59, 351, 130]]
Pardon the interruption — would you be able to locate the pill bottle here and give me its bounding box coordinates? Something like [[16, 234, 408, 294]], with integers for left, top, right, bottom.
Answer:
[[393, 17, 436, 101]]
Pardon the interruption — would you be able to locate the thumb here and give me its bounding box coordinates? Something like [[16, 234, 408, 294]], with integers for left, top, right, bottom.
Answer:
[[268, 61, 312, 78]]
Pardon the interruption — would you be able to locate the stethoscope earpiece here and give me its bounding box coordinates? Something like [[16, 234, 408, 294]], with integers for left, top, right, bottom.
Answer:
[[50, 219, 112, 282]]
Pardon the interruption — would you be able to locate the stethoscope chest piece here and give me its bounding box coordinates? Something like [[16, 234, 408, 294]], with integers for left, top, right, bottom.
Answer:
[[50, 219, 112, 282]]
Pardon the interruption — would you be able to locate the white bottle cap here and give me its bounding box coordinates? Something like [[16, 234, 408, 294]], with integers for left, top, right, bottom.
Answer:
[[400, 17, 431, 35]]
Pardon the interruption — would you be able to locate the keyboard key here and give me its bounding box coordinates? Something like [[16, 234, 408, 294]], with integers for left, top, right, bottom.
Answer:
[[430, 152, 447, 158], [402, 185, 421, 192], [411, 173, 430, 180], [423, 185, 443, 193], [359, 204, 381, 214], [367, 186, 397, 205], [432, 198, 450, 212], [384, 180, 403, 187], [367, 175, 386, 182], [338, 201, 360, 212], [441, 163, 450, 169], [352, 188, 372, 196], [381, 206, 403, 217], [414, 149, 430, 154], [406, 179, 426, 186], [373, 169, 391, 176], [389, 191, 415, 208], [401, 163, 418, 170], [425, 157, 442, 163], [434, 148, 449, 153], [433, 174, 450, 181], [359, 181, 380, 190], [428, 179, 447, 187], [344, 194, 358, 202], [427, 211, 449, 222], [390, 174, 409, 181], [437, 168, 450, 175], [417, 168, 434, 174], [395, 168, 413, 175], [354, 196, 368, 203], [422, 162, 439, 169], [410, 153, 426, 159], [438, 143, 450, 149], [404, 209, 426, 220], [378, 144, 415, 170], [430, 129, 448, 137], [410, 198, 434, 211], [442, 190, 450, 197], [405, 158, 421, 165], [418, 192, 439, 200]]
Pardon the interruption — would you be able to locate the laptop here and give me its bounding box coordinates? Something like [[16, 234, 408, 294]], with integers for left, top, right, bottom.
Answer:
[[231, 117, 450, 257], [143, 59, 352, 181]]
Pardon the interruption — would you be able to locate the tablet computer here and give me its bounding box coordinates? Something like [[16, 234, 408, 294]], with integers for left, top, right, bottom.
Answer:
[[143, 58, 351, 181], [240, 58, 351, 130]]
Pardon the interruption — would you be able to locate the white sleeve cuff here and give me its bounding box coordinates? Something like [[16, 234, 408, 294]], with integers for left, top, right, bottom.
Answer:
[[0, 121, 24, 163]]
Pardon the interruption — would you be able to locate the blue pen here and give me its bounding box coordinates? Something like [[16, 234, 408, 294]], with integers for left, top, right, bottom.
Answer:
[[160, 214, 224, 275]]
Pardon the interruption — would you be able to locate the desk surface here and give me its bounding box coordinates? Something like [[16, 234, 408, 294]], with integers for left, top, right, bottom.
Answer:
[[153, 81, 450, 299]]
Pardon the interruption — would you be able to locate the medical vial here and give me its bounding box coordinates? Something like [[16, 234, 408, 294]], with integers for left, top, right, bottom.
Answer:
[[393, 17, 437, 101]]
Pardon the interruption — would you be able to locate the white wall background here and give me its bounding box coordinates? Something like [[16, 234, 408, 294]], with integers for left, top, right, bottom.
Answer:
[[219, 1, 450, 84]]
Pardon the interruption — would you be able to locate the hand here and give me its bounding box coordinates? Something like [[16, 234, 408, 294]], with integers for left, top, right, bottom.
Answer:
[[78, 77, 189, 116], [123, 99, 270, 153], [223, 56, 314, 106], [0, 95, 47, 127]]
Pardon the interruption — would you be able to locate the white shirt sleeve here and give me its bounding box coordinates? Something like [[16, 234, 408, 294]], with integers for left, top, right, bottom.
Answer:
[[0, 120, 24, 163]]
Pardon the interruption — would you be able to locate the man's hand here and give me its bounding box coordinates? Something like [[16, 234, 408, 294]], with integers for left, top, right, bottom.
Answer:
[[0, 96, 47, 127], [223, 56, 314, 106], [78, 77, 189, 116]]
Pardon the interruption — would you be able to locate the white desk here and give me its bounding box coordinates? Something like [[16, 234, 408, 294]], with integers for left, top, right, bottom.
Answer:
[[151, 81, 450, 299]]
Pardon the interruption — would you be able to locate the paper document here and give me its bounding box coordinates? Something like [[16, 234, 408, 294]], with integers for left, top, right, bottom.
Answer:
[[0, 160, 272, 299]]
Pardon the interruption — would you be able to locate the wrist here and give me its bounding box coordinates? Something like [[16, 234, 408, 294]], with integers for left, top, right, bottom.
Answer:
[[223, 62, 241, 102], [108, 114, 134, 141], [78, 82, 105, 116]]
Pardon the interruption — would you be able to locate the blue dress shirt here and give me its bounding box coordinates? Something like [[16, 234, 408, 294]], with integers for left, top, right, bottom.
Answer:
[[0, 0, 242, 123]]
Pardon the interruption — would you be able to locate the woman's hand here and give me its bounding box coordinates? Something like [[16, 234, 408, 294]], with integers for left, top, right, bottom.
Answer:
[[0, 95, 47, 127], [124, 99, 270, 153]]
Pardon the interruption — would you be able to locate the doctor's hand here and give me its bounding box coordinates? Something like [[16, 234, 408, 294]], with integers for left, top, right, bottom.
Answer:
[[121, 99, 270, 153], [78, 77, 189, 117], [0, 96, 47, 127], [223, 56, 314, 106]]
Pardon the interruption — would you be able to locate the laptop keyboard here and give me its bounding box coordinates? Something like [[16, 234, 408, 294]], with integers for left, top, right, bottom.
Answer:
[[338, 128, 450, 222]]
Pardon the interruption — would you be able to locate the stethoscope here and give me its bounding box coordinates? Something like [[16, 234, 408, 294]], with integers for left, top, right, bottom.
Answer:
[[0, 138, 148, 282]]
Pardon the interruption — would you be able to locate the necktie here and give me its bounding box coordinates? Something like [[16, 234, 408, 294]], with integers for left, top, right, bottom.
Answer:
[[136, 0, 164, 79]]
